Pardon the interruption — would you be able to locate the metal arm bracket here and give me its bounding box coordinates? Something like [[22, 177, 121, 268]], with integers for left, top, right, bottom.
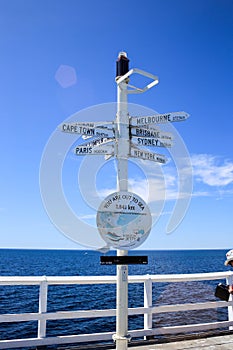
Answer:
[[116, 68, 159, 94]]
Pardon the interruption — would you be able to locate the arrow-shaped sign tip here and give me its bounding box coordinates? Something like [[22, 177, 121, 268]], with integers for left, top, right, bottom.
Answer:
[[182, 111, 190, 118]]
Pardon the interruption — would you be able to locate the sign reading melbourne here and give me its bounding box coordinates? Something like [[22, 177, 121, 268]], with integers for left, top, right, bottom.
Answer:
[[130, 111, 189, 126]]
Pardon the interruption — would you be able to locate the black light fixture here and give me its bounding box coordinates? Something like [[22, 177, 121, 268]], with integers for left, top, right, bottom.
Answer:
[[116, 51, 129, 78]]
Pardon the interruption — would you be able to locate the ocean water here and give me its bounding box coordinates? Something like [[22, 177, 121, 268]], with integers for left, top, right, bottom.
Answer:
[[0, 249, 231, 343]]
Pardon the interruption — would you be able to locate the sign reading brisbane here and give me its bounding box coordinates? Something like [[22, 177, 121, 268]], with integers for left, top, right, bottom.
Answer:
[[96, 191, 152, 250]]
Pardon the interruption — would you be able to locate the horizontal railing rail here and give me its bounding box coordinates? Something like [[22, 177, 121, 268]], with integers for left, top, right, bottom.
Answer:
[[0, 271, 232, 285], [0, 271, 233, 349]]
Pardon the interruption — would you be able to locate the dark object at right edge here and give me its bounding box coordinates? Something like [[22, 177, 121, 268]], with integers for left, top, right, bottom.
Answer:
[[215, 283, 230, 301]]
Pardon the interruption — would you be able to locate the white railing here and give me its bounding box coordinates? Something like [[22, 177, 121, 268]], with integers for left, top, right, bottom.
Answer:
[[0, 271, 233, 349]]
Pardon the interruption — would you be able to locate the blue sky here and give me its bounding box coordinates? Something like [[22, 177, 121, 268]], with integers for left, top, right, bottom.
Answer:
[[0, 0, 233, 250]]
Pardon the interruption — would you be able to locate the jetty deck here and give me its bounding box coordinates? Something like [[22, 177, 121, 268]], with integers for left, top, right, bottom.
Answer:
[[116, 334, 233, 349], [60, 333, 233, 350]]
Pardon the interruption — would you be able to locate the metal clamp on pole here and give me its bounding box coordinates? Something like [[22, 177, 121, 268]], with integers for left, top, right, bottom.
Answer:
[[112, 334, 132, 342]]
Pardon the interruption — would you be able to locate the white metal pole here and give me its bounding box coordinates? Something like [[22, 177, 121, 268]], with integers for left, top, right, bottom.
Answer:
[[113, 52, 159, 349], [116, 81, 129, 192], [114, 53, 130, 350]]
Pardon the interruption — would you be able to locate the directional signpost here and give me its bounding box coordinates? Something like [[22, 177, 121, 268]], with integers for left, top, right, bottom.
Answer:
[[59, 52, 189, 350]]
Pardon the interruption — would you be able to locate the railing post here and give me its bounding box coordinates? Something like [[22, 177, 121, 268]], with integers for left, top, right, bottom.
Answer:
[[144, 276, 152, 338], [226, 274, 233, 330], [38, 276, 48, 338]]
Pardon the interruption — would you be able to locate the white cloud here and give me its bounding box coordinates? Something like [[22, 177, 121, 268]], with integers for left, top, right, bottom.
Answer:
[[190, 190, 210, 197], [97, 174, 190, 203], [97, 187, 116, 199], [130, 153, 233, 200], [78, 214, 96, 220], [191, 154, 233, 187], [95, 154, 233, 205]]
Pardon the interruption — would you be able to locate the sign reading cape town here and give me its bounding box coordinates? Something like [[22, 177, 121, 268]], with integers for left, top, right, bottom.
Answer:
[[96, 191, 152, 250], [61, 122, 113, 138]]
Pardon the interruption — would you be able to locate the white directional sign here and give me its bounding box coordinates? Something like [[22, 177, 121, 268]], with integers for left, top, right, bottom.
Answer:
[[130, 146, 167, 164], [131, 136, 172, 148], [74, 143, 114, 156], [130, 111, 189, 127], [60, 122, 113, 138], [82, 137, 114, 148], [82, 129, 113, 140], [130, 126, 173, 140], [61, 121, 113, 129]]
